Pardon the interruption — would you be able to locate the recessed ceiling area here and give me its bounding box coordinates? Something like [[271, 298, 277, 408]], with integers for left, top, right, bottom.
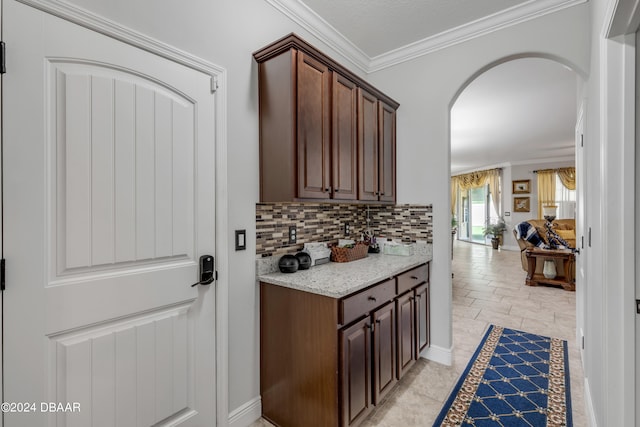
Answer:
[[450, 58, 578, 174], [300, 0, 529, 57]]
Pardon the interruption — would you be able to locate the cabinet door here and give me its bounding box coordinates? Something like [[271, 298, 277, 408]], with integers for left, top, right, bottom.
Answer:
[[358, 88, 379, 201], [332, 73, 358, 200], [372, 301, 397, 405], [340, 318, 373, 427], [396, 291, 416, 379], [378, 101, 396, 203], [297, 52, 331, 199], [415, 283, 430, 357]]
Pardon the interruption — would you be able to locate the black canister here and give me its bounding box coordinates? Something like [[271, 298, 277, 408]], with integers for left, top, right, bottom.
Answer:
[[278, 254, 299, 273], [295, 252, 312, 270]]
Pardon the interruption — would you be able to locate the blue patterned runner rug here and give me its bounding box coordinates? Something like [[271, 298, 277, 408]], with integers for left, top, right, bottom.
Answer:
[[434, 325, 572, 426]]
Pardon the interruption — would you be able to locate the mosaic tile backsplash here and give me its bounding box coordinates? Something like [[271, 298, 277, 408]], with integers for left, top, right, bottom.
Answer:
[[256, 203, 433, 258]]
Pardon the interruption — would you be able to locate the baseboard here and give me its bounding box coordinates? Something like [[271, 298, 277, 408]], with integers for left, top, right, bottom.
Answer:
[[229, 396, 262, 427], [421, 344, 452, 365], [583, 377, 597, 427]]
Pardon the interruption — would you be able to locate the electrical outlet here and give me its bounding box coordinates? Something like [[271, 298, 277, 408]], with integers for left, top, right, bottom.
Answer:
[[344, 222, 350, 236], [288, 226, 297, 244]]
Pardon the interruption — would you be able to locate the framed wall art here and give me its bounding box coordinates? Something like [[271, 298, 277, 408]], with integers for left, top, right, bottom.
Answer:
[[513, 197, 531, 212], [512, 179, 531, 194]]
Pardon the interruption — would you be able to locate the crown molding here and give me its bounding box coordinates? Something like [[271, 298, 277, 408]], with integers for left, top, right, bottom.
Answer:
[[266, 0, 587, 74], [263, 0, 370, 73], [369, 0, 588, 72]]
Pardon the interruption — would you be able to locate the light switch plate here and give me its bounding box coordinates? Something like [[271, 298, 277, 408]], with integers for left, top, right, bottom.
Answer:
[[235, 229, 246, 251]]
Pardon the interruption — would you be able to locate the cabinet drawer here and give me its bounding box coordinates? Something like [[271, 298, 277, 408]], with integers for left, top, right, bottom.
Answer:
[[340, 279, 396, 326], [396, 264, 428, 295]]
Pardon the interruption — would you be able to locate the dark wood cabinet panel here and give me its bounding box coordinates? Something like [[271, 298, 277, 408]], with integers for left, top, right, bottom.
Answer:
[[340, 317, 373, 427], [332, 73, 358, 200], [358, 88, 379, 201], [256, 49, 297, 202], [396, 291, 416, 380], [297, 52, 331, 199], [378, 101, 396, 203], [372, 301, 397, 405], [340, 278, 395, 326], [415, 283, 430, 357], [260, 283, 339, 427]]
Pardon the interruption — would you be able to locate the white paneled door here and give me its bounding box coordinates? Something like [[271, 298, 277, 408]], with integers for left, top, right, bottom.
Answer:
[[2, 1, 217, 426]]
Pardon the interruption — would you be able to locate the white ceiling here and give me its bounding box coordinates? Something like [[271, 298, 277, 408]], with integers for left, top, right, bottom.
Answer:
[[300, 0, 530, 57], [450, 58, 577, 174], [280, 0, 581, 174]]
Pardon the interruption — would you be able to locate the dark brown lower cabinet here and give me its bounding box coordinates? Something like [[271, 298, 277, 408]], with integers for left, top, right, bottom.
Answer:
[[260, 262, 429, 427], [396, 291, 416, 379], [415, 283, 430, 357], [372, 302, 397, 404], [340, 318, 372, 427]]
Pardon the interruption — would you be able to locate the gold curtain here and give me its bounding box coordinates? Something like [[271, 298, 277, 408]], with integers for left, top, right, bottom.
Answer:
[[487, 169, 501, 216], [456, 170, 492, 190], [537, 169, 556, 218], [450, 176, 458, 215], [452, 168, 501, 216], [557, 167, 576, 190]]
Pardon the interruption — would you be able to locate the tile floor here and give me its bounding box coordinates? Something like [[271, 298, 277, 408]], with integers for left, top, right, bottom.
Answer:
[[252, 241, 586, 426]]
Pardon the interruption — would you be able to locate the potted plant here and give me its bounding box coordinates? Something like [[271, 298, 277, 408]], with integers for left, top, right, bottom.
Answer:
[[483, 217, 507, 249]]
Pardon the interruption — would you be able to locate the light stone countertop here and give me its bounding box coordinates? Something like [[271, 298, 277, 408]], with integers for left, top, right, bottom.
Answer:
[[257, 245, 432, 298]]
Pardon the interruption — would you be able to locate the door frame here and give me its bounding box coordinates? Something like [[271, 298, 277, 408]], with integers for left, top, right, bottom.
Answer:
[[600, 0, 639, 425], [3, 0, 230, 425]]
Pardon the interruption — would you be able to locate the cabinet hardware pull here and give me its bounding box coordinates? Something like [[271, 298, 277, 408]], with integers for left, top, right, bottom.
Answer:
[[368, 296, 377, 302], [416, 295, 421, 300], [325, 186, 332, 193], [410, 276, 418, 280], [376, 319, 381, 324], [379, 192, 385, 196], [335, 188, 340, 192]]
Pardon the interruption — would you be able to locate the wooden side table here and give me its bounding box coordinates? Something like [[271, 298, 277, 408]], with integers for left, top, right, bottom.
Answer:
[[524, 248, 575, 291]]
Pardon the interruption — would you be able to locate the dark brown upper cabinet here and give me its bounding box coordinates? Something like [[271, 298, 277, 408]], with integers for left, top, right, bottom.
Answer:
[[254, 33, 398, 204]]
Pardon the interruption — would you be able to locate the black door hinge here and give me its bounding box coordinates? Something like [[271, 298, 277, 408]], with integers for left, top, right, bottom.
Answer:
[[1, 259, 6, 291], [636, 300, 640, 314], [0, 41, 6, 74], [215, 270, 218, 281]]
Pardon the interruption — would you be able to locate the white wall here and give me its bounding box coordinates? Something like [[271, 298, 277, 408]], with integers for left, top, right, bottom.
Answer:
[[582, 0, 638, 424], [34, 0, 604, 424], [367, 4, 590, 361]]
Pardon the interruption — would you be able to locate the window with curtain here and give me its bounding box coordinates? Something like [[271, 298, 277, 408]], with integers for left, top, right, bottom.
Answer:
[[536, 167, 576, 218], [555, 174, 576, 218]]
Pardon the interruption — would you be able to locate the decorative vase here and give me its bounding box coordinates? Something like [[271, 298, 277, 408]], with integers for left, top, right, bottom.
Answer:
[[543, 259, 557, 279]]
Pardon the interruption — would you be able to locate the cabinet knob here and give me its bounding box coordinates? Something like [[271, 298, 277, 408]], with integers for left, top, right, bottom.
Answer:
[[379, 192, 385, 196], [334, 188, 340, 192], [416, 295, 421, 300], [368, 296, 377, 302], [325, 186, 332, 193]]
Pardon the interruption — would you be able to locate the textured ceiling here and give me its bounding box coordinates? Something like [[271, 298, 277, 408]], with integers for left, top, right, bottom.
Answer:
[[300, 0, 530, 57]]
